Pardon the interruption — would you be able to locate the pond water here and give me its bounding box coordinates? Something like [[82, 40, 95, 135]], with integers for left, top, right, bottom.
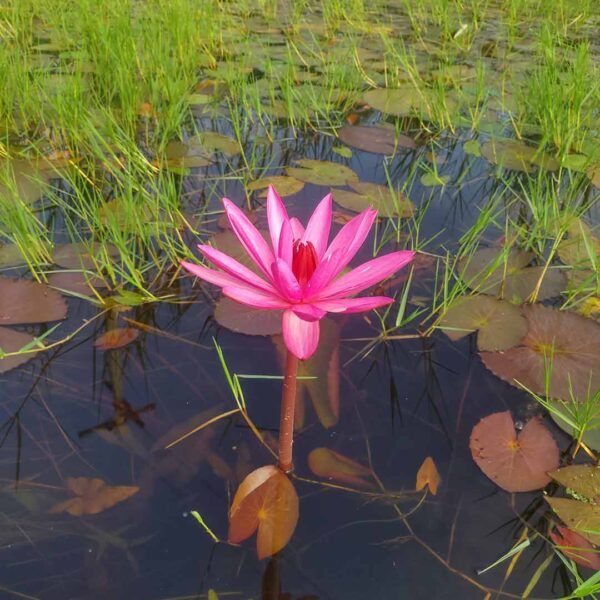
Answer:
[[1, 1, 600, 599]]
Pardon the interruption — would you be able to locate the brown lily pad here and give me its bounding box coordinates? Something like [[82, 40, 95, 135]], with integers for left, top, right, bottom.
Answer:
[[337, 124, 416, 154], [248, 176, 305, 198], [438, 295, 527, 351], [333, 182, 414, 218], [0, 327, 37, 374], [215, 297, 283, 336], [0, 278, 67, 325], [549, 465, 600, 503], [469, 411, 559, 492], [546, 497, 600, 546], [285, 159, 359, 187], [480, 305, 600, 400]]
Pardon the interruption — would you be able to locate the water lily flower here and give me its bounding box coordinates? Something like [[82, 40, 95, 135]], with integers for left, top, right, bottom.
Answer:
[[182, 186, 415, 359]]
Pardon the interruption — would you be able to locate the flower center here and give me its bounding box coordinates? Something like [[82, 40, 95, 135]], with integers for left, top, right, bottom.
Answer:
[[292, 240, 318, 287]]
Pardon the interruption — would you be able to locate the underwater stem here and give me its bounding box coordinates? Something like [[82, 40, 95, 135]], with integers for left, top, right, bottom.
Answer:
[[278, 350, 299, 473]]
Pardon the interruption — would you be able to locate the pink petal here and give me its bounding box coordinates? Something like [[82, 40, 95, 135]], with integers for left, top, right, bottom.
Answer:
[[282, 310, 320, 360], [302, 193, 332, 258], [319, 251, 415, 298], [290, 217, 305, 240], [197, 245, 275, 294], [223, 198, 275, 279], [181, 260, 241, 289], [313, 296, 394, 313], [306, 207, 377, 296], [222, 286, 290, 310], [271, 258, 302, 301], [278, 219, 293, 266], [267, 186, 289, 254], [291, 304, 327, 321]]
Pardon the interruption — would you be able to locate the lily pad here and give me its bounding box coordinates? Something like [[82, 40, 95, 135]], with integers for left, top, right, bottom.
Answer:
[[480, 305, 600, 400], [285, 159, 359, 187], [308, 448, 374, 488], [0, 327, 36, 373], [214, 297, 282, 336], [52, 242, 119, 270], [549, 465, 600, 503], [439, 295, 527, 351], [547, 398, 600, 451], [248, 176, 305, 198], [362, 86, 426, 118], [0, 278, 67, 325], [550, 526, 600, 571], [47, 271, 107, 297], [546, 497, 600, 546], [480, 139, 559, 173], [469, 411, 559, 492], [458, 247, 566, 302], [195, 131, 240, 157], [337, 124, 416, 154], [332, 182, 414, 218], [420, 172, 450, 187], [557, 219, 600, 269], [0, 159, 51, 206]]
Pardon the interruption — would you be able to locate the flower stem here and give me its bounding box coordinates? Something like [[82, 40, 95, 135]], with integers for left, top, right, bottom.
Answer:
[[278, 350, 299, 473]]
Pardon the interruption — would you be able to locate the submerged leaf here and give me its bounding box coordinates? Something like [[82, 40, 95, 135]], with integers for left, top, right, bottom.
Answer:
[[550, 526, 600, 570], [285, 159, 359, 186], [415, 456, 441, 495], [94, 328, 139, 350], [308, 448, 373, 488], [469, 411, 559, 492], [439, 295, 527, 351], [229, 465, 299, 559], [480, 305, 600, 400], [49, 477, 139, 516], [0, 327, 36, 373], [0, 277, 67, 325]]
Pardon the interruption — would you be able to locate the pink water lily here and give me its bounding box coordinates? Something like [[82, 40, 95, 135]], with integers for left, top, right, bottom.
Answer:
[[182, 186, 415, 359]]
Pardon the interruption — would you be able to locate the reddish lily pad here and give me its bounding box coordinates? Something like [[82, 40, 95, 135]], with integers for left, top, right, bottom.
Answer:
[[550, 526, 600, 571], [307, 447, 374, 488], [469, 411, 559, 492], [285, 159, 359, 186], [0, 278, 67, 325], [458, 247, 566, 302], [0, 327, 37, 373], [337, 124, 416, 154], [480, 305, 600, 400], [438, 295, 527, 351], [229, 465, 299, 559]]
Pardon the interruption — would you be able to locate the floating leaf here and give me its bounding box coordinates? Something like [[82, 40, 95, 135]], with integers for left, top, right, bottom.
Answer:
[[550, 526, 600, 570], [463, 139, 481, 157], [215, 297, 282, 335], [0, 159, 51, 206], [480, 305, 600, 400], [307, 448, 373, 488], [337, 124, 416, 154], [211, 229, 269, 274], [0, 244, 31, 269], [48, 271, 107, 296], [587, 164, 600, 189], [438, 295, 527, 351], [248, 176, 305, 198], [285, 159, 359, 187], [94, 327, 139, 350], [332, 182, 414, 218], [0, 278, 67, 325], [420, 172, 450, 187], [229, 465, 299, 559], [547, 399, 600, 451], [458, 247, 566, 302], [0, 327, 36, 373], [52, 242, 119, 270], [195, 131, 240, 157], [557, 219, 600, 269], [415, 456, 441, 495], [362, 86, 423, 117], [549, 465, 600, 503], [546, 497, 600, 546], [469, 411, 559, 492], [480, 139, 559, 173], [49, 477, 139, 516]]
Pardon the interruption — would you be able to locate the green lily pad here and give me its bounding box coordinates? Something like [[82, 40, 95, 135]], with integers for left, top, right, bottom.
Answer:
[[480, 305, 600, 401], [194, 131, 240, 157], [480, 139, 559, 173], [546, 497, 600, 546], [458, 247, 566, 302], [362, 86, 426, 118], [463, 139, 481, 157], [0, 327, 36, 374], [0, 159, 51, 206], [285, 159, 359, 187], [549, 465, 600, 503], [420, 172, 450, 187], [439, 295, 527, 351], [587, 164, 600, 188], [337, 124, 416, 155], [248, 176, 305, 198], [547, 399, 600, 451], [332, 182, 414, 218]]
